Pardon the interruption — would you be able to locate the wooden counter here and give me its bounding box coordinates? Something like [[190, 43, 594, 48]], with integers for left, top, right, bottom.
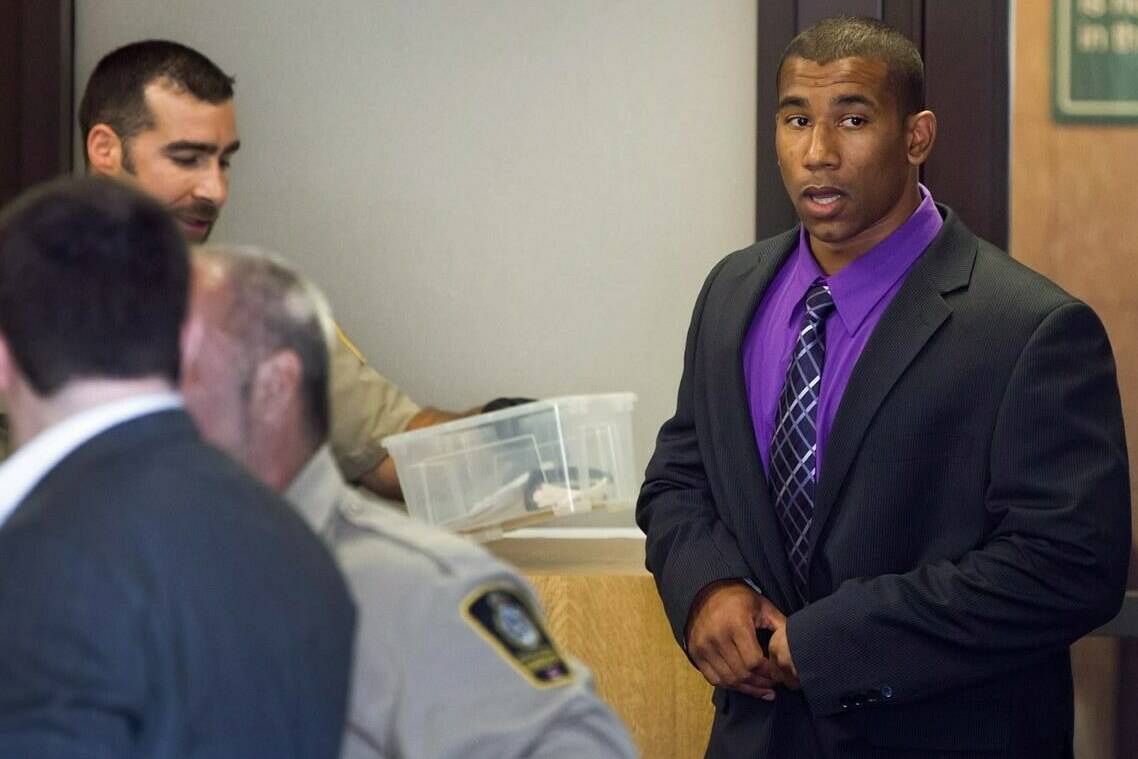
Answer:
[[486, 531, 713, 759]]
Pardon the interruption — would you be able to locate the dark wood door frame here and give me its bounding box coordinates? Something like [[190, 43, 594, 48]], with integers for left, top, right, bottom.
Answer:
[[756, 0, 1009, 250], [0, 0, 75, 207]]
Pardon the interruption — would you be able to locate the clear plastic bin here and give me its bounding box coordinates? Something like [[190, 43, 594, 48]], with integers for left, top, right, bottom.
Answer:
[[382, 393, 637, 541]]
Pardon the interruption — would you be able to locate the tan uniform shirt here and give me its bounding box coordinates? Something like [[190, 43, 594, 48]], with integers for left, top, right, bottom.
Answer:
[[329, 326, 420, 481], [285, 446, 638, 759]]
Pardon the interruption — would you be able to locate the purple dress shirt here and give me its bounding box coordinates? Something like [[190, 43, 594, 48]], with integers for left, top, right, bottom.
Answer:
[[743, 186, 943, 478]]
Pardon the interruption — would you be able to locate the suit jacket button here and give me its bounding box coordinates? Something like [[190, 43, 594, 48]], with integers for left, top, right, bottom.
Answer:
[[881, 685, 893, 699], [865, 689, 880, 704], [839, 696, 852, 710], [852, 694, 865, 707]]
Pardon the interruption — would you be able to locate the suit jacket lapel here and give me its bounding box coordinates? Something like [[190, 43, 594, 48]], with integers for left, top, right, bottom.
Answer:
[[809, 211, 978, 551], [710, 228, 801, 608]]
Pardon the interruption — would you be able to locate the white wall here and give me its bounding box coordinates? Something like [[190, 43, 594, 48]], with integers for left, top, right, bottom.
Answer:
[[76, 1, 757, 524]]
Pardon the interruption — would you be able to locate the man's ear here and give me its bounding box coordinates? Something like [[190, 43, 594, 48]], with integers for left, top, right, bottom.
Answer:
[[249, 350, 303, 422], [0, 333, 13, 395], [86, 124, 127, 177], [179, 311, 206, 383], [905, 110, 937, 167]]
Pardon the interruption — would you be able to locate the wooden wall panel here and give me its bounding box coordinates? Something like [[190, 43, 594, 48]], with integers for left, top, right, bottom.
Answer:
[[0, 0, 24, 203], [1011, 2, 1137, 756], [530, 574, 713, 759], [1072, 637, 1120, 759], [1011, 1, 1138, 582], [0, 0, 73, 206], [489, 538, 713, 759], [923, 0, 1008, 249]]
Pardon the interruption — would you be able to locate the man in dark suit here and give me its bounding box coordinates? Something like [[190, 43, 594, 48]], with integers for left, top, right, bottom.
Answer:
[[637, 16, 1130, 758], [0, 177, 356, 758]]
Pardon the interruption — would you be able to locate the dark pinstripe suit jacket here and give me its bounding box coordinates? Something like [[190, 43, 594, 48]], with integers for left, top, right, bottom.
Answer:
[[637, 207, 1131, 758], [0, 410, 356, 758]]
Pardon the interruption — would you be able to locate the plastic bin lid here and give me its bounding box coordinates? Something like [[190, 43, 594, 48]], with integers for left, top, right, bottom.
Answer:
[[381, 392, 636, 448]]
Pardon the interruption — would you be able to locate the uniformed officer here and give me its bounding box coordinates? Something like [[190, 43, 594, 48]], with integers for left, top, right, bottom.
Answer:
[[31, 39, 505, 498], [180, 244, 638, 759]]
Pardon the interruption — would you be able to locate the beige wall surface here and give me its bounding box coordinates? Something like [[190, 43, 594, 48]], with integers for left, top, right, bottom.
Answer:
[[74, 1, 759, 520], [1011, 2, 1138, 757]]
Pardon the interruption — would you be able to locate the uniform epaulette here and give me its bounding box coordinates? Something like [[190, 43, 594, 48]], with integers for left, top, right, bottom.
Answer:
[[334, 493, 510, 581]]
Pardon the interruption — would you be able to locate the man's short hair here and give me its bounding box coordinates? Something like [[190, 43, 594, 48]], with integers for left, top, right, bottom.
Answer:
[[778, 16, 925, 118], [78, 40, 235, 168], [0, 177, 189, 395], [196, 246, 335, 449]]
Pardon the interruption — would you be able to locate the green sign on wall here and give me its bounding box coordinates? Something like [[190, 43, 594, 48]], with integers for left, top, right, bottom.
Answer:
[[1054, 0, 1138, 122]]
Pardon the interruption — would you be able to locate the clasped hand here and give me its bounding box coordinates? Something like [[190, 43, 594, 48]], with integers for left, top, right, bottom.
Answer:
[[685, 580, 799, 700]]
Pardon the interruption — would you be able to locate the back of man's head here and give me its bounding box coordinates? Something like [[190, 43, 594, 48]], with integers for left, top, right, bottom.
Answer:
[[189, 246, 334, 454], [778, 16, 925, 118], [0, 177, 188, 396], [79, 40, 235, 168]]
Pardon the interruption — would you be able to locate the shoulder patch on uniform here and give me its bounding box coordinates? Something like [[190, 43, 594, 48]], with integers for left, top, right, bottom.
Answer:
[[335, 324, 368, 364], [461, 583, 573, 689]]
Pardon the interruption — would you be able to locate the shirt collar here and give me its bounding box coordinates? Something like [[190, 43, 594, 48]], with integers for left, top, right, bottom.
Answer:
[[0, 391, 182, 528], [284, 444, 342, 534], [785, 184, 943, 333]]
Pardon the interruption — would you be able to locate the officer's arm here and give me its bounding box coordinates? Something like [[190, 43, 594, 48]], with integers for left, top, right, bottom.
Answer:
[[355, 399, 535, 499], [356, 406, 481, 499]]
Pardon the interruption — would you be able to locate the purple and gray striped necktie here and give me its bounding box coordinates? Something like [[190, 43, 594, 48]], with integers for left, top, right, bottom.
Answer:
[[769, 282, 835, 601]]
